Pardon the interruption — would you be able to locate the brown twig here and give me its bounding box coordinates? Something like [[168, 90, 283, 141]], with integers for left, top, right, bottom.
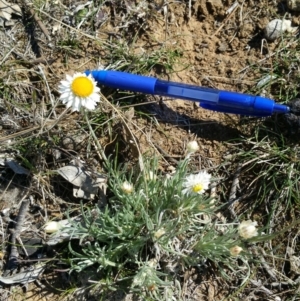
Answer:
[[153, 143, 179, 165], [253, 246, 277, 280]]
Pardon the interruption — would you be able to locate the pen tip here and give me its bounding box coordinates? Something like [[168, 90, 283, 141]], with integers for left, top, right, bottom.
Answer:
[[273, 103, 290, 114]]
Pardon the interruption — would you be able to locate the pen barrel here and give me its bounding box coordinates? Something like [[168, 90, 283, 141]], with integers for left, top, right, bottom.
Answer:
[[219, 91, 276, 115], [154, 80, 219, 102], [86, 70, 157, 94]]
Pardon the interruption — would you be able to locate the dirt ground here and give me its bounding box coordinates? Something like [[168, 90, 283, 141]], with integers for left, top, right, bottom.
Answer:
[[1, 0, 300, 300]]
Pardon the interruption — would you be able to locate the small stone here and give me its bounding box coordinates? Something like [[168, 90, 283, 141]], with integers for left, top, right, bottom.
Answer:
[[288, 98, 300, 114], [217, 42, 227, 52], [264, 19, 297, 41], [61, 137, 75, 150], [284, 99, 300, 135]]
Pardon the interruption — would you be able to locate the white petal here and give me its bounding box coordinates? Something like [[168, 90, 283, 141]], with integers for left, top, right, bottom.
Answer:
[[60, 91, 71, 98], [85, 101, 96, 110], [74, 97, 81, 111], [66, 74, 73, 81], [93, 93, 101, 101]]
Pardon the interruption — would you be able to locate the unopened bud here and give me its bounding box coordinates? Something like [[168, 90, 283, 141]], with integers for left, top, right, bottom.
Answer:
[[230, 245, 243, 256], [238, 220, 258, 239], [154, 228, 166, 239], [44, 221, 61, 234], [121, 181, 133, 194], [187, 140, 199, 153]]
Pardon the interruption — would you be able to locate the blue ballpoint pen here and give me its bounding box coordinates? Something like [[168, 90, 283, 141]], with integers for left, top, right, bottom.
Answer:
[[85, 70, 290, 117]]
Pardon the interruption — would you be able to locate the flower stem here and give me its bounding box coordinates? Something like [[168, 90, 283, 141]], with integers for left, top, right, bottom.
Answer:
[[84, 110, 108, 163]]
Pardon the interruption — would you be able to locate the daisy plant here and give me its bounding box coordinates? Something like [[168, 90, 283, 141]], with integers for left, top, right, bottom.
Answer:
[[61, 150, 262, 299]]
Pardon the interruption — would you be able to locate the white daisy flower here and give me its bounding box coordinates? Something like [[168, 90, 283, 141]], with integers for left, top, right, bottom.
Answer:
[[182, 171, 211, 195], [58, 73, 100, 111]]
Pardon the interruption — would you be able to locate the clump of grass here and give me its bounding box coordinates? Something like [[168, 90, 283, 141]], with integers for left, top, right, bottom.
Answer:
[[230, 125, 300, 213], [101, 39, 183, 75], [248, 32, 300, 104], [234, 31, 300, 217]]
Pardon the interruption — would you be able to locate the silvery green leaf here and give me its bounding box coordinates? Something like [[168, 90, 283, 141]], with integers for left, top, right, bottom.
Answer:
[[46, 217, 82, 246]]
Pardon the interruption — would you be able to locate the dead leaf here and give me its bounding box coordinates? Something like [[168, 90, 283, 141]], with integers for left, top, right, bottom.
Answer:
[[52, 23, 61, 34], [0, 0, 21, 25], [0, 264, 45, 285], [57, 165, 107, 200], [5, 159, 30, 175]]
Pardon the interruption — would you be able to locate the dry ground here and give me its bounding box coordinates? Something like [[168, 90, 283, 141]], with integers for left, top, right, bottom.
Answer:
[[0, 0, 300, 300]]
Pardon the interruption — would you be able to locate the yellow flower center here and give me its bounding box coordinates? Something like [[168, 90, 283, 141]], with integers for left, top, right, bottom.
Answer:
[[71, 76, 94, 97], [192, 184, 203, 193]]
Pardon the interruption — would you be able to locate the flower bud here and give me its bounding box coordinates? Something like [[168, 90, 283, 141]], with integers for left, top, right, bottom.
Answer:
[[230, 245, 243, 256], [145, 171, 157, 181], [238, 220, 258, 239], [187, 140, 199, 153], [44, 221, 61, 234], [121, 181, 133, 194], [154, 228, 166, 239]]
